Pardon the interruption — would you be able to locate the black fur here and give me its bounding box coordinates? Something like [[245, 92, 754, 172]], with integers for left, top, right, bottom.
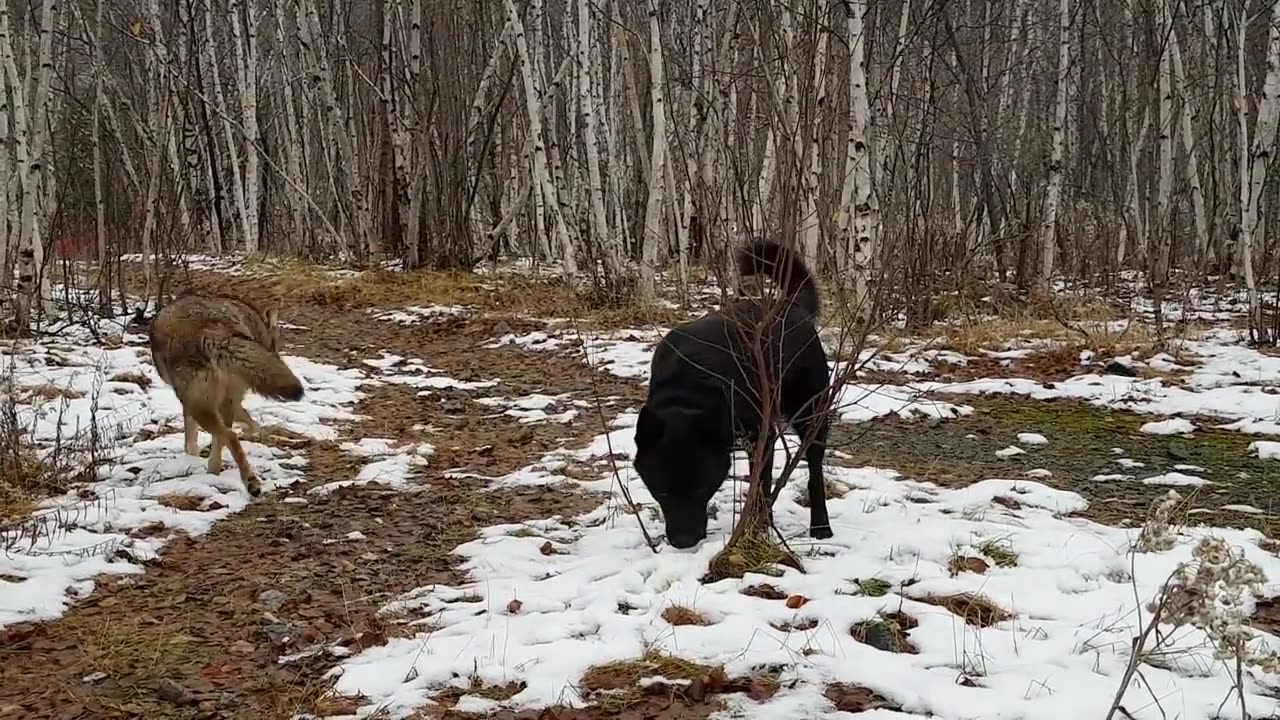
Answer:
[[634, 240, 833, 549]]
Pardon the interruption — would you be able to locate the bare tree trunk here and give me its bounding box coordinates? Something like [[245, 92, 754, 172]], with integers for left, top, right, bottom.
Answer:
[[837, 0, 878, 317], [1169, 13, 1209, 272], [577, 0, 622, 286], [1038, 0, 1071, 288], [1238, 1, 1280, 343], [639, 0, 668, 303], [228, 0, 261, 253], [1153, 0, 1175, 287], [7, 0, 56, 330]]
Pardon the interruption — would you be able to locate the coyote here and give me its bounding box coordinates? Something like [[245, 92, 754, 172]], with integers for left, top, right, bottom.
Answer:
[[149, 293, 305, 496]]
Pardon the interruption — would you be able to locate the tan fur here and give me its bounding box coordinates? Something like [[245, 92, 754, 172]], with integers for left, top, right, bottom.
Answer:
[[149, 293, 304, 496]]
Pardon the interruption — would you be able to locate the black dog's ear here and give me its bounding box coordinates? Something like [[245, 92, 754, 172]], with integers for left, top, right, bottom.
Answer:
[[635, 406, 665, 448]]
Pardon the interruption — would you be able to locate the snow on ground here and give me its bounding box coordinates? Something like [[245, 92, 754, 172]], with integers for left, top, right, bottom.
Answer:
[[1140, 417, 1197, 435], [0, 325, 366, 628], [327, 415, 1280, 720], [370, 305, 470, 326], [311, 315, 1280, 720]]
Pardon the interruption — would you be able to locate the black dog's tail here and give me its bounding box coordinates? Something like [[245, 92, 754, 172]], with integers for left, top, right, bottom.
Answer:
[[736, 240, 820, 318]]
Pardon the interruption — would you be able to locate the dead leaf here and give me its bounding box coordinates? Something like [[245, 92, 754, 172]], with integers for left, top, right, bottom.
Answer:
[[785, 594, 809, 609]]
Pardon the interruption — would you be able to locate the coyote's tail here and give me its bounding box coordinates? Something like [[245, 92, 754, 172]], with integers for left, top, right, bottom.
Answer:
[[736, 240, 820, 318]]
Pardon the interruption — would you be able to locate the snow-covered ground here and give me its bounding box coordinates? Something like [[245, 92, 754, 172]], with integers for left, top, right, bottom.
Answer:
[[0, 318, 367, 626], [8, 273, 1280, 719], [314, 302, 1280, 720]]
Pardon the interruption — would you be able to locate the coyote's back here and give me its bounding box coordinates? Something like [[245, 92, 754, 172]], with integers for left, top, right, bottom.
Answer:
[[150, 293, 304, 402]]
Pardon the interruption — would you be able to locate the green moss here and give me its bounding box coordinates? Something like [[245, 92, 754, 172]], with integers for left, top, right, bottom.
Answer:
[[832, 397, 1280, 534]]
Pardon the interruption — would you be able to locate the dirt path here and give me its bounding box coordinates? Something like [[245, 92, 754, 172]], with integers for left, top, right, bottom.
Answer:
[[0, 275, 649, 719]]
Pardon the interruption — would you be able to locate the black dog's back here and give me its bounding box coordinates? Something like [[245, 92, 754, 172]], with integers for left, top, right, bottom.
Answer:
[[649, 240, 828, 433], [634, 240, 835, 548]]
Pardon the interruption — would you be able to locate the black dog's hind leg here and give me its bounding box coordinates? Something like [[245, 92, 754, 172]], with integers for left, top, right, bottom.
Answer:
[[793, 414, 833, 540]]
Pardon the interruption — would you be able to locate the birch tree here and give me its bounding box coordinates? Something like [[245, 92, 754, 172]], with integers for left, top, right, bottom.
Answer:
[[1238, 1, 1280, 343], [639, 0, 668, 303], [1038, 0, 1071, 288]]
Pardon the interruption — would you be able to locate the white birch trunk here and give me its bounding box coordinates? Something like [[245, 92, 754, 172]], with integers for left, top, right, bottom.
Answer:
[[1154, 0, 1174, 285], [6, 0, 55, 328], [228, 0, 260, 253], [639, 0, 668, 302], [203, 1, 247, 250], [1238, 2, 1280, 342], [800, 2, 832, 271], [1038, 0, 1071, 287], [505, 0, 575, 278], [1169, 18, 1209, 270], [576, 0, 621, 283], [274, 9, 307, 250], [838, 0, 879, 315]]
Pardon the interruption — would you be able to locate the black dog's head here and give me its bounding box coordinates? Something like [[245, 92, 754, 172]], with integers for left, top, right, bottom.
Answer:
[[633, 405, 732, 549]]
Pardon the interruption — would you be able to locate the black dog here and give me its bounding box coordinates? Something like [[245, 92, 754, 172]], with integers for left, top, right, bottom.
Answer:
[[633, 240, 833, 549]]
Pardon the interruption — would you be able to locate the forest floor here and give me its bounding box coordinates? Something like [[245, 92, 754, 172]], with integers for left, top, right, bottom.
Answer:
[[3, 259, 1280, 719]]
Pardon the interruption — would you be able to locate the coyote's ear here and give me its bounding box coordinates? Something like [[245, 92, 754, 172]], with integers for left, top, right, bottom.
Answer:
[[266, 308, 279, 327]]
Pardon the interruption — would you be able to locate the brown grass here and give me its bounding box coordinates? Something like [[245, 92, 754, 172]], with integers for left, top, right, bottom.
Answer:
[[579, 648, 781, 712], [24, 383, 84, 401], [661, 605, 711, 626], [580, 648, 718, 710], [824, 683, 902, 712], [916, 592, 1013, 628], [704, 531, 802, 583], [109, 371, 152, 389], [177, 263, 690, 329], [741, 583, 788, 600]]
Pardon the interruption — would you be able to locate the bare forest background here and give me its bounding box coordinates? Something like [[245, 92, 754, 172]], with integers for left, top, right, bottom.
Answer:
[[0, 0, 1278, 339]]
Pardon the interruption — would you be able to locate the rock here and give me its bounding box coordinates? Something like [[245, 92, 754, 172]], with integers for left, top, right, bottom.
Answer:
[[260, 622, 300, 648], [1103, 360, 1138, 377], [857, 623, 901, 653], [155, 678, 196, 706], [257, 589, 288, 612]]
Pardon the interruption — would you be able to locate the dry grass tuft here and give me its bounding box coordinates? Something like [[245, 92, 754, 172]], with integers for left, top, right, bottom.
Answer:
[[824, 682, 903, 712], [24, 384, 84, 401], [580, 648, 780, 711], [976, 538, 1019, 567], [704, 531, 802, 582], [661, 605, 711, 626], [581, 649, 716, 691], [109, 371, 152, 389], [741, 583, 788, 600], [580, 648, 718, 711], [917, 592, 1013, 628]]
